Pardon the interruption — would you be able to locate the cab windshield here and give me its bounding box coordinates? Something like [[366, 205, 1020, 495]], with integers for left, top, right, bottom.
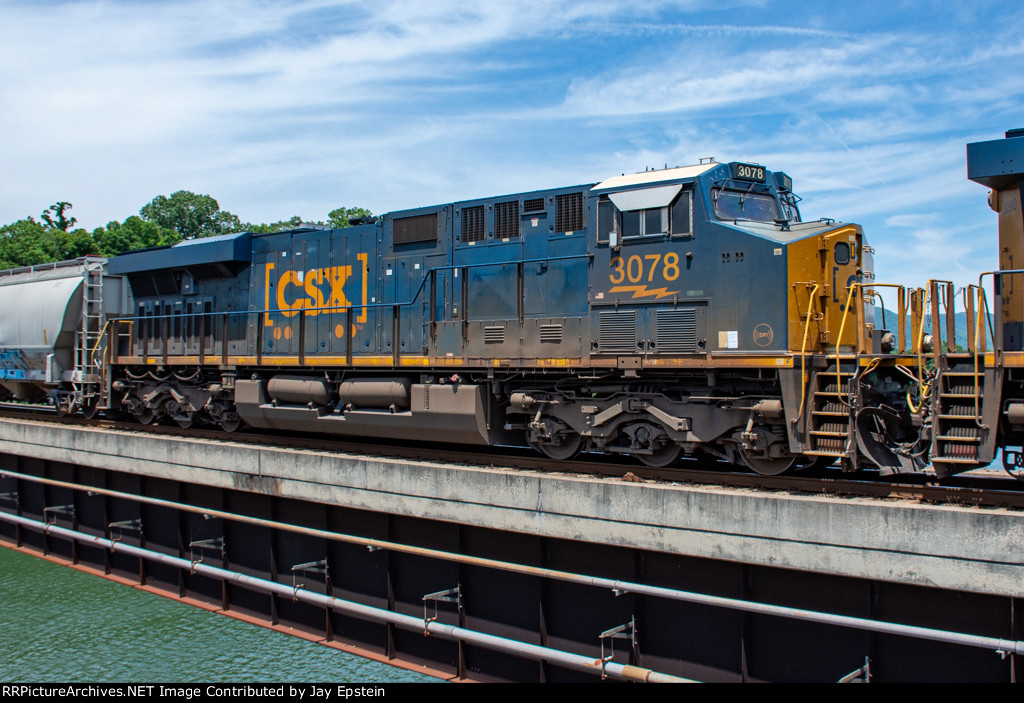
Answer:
[[712, 188, 781, 223]]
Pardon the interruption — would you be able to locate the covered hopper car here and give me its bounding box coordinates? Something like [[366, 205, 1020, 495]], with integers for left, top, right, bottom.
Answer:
[[4, 133, 1024, 478]]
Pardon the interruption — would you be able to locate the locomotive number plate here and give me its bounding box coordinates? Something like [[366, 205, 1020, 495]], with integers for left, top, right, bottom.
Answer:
[[731, 162, 766, 181]]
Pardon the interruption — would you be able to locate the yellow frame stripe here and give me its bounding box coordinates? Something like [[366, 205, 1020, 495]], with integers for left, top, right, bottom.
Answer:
[[121, 354, 797, 369]]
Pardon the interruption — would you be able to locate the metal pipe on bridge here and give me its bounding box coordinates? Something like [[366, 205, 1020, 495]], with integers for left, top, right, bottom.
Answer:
[[0, 511, 693, 684], [3, 468, 1023, 660]]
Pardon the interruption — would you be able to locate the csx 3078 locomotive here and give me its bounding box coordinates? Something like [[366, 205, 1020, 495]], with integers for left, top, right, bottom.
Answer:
[[4, 131, 1024, 477]]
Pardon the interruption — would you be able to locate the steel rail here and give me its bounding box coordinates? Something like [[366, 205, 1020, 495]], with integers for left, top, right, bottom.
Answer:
[[0, 511, 691, 684], [3, 468, 1022, 658]]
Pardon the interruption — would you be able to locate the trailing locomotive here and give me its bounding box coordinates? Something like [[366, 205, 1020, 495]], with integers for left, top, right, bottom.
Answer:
[[3, 132, 1024, 478]]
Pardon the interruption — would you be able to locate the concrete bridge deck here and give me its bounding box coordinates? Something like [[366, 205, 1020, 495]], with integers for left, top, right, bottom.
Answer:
[[0, 417, 1020, 600]]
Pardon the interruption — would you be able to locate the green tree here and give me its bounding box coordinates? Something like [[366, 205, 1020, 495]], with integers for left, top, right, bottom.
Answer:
[[40, 201, 77, 232], [90, 222, 128, 258], [327, 207, 374, 228], [243, 215, 305, 234], [0, 216, 98, 267], [53, 227, 99, 259], [0, 218, 50, 268], [92, 216, 181, 257], [1, 194, 375, 268], [139, 191, 241, 240]]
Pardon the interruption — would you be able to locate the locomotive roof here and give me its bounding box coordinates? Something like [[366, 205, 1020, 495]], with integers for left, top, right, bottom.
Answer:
[[109, 230, 252, 275], [591, 162, 719, 193], [967, 130, 1024, 189]]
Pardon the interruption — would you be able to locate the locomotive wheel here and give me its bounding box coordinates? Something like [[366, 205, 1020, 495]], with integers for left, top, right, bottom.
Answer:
[[82, 400, 100, 420], [638, 442, 683, 468], [528, 431, 583, 461], [739, 447, 796, 476], [164, 399, 194, 429], [135, 408, 157, 425], [218, 414, 242, 433]]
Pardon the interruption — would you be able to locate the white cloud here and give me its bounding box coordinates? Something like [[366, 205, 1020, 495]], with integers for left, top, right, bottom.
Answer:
[[0, 0, 1022, 283]]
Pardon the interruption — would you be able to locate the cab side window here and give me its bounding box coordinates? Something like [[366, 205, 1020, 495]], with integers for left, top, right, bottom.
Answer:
[[599, 186, 692, 244], [621, 191, 690, 238], [670, 191, 691, 235], [622, 207, 666, 237], [598, 198, 616, 241]]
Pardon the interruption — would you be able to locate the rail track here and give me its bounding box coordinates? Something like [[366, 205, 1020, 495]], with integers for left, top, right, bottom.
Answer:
[[2, 404, 1022, 510]]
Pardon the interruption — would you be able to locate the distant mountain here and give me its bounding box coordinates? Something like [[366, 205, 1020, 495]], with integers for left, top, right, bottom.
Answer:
[[875, 309, 994, 351]]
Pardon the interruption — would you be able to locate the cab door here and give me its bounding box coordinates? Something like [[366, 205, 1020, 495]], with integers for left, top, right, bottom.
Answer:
[[821, 226, 866, 352]]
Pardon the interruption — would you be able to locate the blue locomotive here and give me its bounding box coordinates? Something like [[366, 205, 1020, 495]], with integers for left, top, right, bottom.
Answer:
[[5, 135, 1024, 477]]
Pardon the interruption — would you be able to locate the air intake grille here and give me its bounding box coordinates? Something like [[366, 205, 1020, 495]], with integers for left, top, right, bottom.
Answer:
[[523, 198, 545, 213], [654, 309, 697, 353], [555, 192, 584, 232], [598, 311, 637, 353], [494, 201, 520, 239], [484, 325, 505, 343], [539, 324, 563, 343], [462, 205, 485, 243]]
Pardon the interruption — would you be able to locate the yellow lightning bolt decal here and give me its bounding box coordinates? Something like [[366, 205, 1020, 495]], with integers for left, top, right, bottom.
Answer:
[[609, 285, 680, 300]]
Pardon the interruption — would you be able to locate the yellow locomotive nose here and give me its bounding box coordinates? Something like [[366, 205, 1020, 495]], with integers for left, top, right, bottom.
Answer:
[[786, 225, 868, 354]]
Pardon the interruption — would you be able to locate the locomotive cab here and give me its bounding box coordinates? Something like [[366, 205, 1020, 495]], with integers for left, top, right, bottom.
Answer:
[[589, 160, 874, 358], [555, 160, 879, 472]]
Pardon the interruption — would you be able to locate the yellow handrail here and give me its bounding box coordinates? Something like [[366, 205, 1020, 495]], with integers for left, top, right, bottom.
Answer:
[[912, 282, 937, 414], [88, 320, 112, 369], [973, 286, 992, 426], [833, 282, 866, 407], [832, 281, 909, 407], [796, 284, 820, 423]]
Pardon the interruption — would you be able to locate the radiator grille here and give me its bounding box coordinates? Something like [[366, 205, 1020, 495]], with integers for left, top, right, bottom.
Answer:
[[555, 192, 584, 232], [494, 200, 520, 239], [484, 325, 505, 343], [461, 205, 485, 243]]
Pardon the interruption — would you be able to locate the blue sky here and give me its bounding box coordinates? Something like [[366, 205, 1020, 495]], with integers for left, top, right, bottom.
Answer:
[[2, 0, 1022, 292]]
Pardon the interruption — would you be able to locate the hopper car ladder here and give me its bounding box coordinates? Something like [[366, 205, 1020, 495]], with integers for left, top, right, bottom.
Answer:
[[74, 258, 105, 410]]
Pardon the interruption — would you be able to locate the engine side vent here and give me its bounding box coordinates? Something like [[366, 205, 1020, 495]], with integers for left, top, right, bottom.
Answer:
[[484, 325, 505, 344], [523, 198, 545, 213], [598, 311, 637, 353], [539, 324, 563, 343], [654, 309, 697, 353], [494, 200, 520, 239], [393, 213, 438, 245], [555, 192, 584, 232], [462, 205, 485, 243]]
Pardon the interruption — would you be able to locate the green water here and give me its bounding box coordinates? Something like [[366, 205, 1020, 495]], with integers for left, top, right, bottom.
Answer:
[[0, 547, 439, 683]]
